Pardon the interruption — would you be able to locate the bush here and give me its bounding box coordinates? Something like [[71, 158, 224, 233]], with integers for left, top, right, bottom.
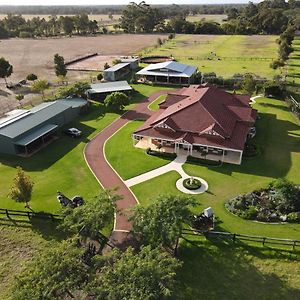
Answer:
[[287, 212, 300, 223], [240, 206, 257, 220], [97, 73, 103, 81], [104, 92, 129, 111], [263, 82, 285, 98], [183, 178, 202, 190], [146, 149, 177, 160], [243, 143, 259, 158], [187, 156, 221, 166], [26, 73, 38, 81], [19, 31, 33, 38]]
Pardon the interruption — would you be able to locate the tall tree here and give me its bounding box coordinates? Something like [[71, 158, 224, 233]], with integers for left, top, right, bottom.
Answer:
[[130, 194, 196, 252], [59, 191, 118, 239], [88, 246, 181, 299], [0, 57, 13, 86], [12, 239, 88, 299], [242, 75, 256, 96], [54, 53, 67, 79], [9, 166, 34, 209]]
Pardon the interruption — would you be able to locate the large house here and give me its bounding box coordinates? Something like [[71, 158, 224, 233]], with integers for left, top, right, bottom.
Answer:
[[133, 85, 257, 165], [136, 61, 197, 85]]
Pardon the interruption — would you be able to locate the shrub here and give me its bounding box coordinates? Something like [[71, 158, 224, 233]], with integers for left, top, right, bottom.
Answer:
[[243, 143, 259, 158], [183, 178, 202, 190], [104, 92, 129, 111], [263, 82, 285, 98], [19, 31, 33, 38], [26, 73, 38, 81], [97, 73, 103, 81], [287, 212, 300, 223], [146, 149, 176, 160], [240, 206, 257, 220]]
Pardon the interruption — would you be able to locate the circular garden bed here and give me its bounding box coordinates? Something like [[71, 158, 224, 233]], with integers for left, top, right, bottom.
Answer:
[[225, 178, 300, 223], [183, 178, 202, 190]]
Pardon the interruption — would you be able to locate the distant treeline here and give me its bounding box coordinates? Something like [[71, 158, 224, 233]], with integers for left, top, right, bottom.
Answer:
[[0, 14, 109, 38], [120, 0, 300, 35], [0, 4, 244, 16]]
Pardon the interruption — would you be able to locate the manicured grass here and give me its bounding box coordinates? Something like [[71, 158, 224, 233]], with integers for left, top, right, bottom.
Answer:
[[287, 37, 300, 101], [115, 96, 300, 239], [175, 237, 300, 299], [141, 34, 279, 79], [148, 94, 167, 111], [105, 120, 175, 180], [0, 84, 168, 213]]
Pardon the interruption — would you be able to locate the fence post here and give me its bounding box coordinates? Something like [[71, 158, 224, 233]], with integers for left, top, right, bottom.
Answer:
[[293, 241, 296, 251], [232, 233, 236, 242], [262, 237, 266, 247], [27, 211, 31, 220], [5, 209, 9, 218]]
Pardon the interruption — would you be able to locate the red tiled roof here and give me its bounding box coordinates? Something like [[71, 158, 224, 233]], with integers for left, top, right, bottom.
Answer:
[[134, 85, 256, 151]]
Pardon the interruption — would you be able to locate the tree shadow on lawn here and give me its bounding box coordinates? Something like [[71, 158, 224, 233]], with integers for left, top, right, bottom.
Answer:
[[0, 215, 68, 241], [203, 111, 299, 179], [0, 121, 95, 171], [176, 236, 300, 300]]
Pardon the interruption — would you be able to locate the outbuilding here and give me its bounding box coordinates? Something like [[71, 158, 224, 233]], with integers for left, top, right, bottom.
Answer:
[[136, 61, 197, 85], [86, 81, 133, 101], [0, 98, 88, 156], [103, 63, 131, 81]]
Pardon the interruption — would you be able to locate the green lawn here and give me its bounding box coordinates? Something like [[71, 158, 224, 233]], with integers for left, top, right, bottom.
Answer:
[[128, 96, 300, 298], [287, 36, 300, 101], [141, 34, 280, 79], [111, 98, 300, 239], [148, 94, 167, 111], [105, 120, 174, 180], [0, 84, 167, 213]]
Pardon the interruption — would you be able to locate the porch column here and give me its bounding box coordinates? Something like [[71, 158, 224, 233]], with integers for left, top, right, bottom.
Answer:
[[238, 151, 243, 165], [155, 76, 157, 83]]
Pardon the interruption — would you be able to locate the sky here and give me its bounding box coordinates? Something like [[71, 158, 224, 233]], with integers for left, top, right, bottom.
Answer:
[[0, 0, 261, 5]]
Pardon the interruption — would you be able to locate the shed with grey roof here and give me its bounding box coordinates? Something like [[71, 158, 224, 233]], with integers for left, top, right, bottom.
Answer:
[[0, 98, 88, 156], [103, 62, 131, 81], [136, 61, 197, 85], [86, 81, 133, 101]]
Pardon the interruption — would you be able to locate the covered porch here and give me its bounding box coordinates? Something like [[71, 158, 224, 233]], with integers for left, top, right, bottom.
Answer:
[[133, 136, 243, 165]]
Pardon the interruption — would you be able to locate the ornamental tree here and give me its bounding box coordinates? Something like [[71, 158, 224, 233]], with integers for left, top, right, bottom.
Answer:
[[59, 190, 119, 239], [9, 166, 34, 209], [31, 79, 49, 98], [130, 194, 196, 252], [104, 92, 129, 111]]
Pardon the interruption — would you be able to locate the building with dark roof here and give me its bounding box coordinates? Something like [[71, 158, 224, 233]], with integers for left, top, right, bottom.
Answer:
[[133, 85, 257, 165], [0, 98, 87, 156], [136, 61, 197, 85]]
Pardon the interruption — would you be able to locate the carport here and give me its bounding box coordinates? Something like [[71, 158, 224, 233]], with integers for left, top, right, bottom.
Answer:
[[14, 124, 58, 155]]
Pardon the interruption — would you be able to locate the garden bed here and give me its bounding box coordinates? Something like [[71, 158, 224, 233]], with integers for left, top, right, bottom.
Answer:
[[187, 156, 222, 166], [183, 178, 202, 190], [146, 148, 177, 160], [225, 179, 300, 223], [243, 142, 259, 158]]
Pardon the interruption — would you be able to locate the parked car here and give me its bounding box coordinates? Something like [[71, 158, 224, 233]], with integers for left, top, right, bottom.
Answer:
[[64, 128, 82, 138]]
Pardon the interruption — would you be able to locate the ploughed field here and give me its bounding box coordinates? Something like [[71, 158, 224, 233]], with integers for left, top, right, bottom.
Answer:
[[0, 34, 167, 82]]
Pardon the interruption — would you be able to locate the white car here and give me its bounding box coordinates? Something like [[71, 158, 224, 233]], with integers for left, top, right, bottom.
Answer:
[[64, 127, 82, 138]]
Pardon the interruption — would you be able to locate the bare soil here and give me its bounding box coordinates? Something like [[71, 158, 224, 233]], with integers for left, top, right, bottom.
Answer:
[[0, 34, 166, 114]]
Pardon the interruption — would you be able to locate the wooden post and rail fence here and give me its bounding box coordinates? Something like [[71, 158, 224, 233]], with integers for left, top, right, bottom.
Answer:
[[0, 208, 62, 222], [182, 228, 300, 251], [1, 208, 299, 251]]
